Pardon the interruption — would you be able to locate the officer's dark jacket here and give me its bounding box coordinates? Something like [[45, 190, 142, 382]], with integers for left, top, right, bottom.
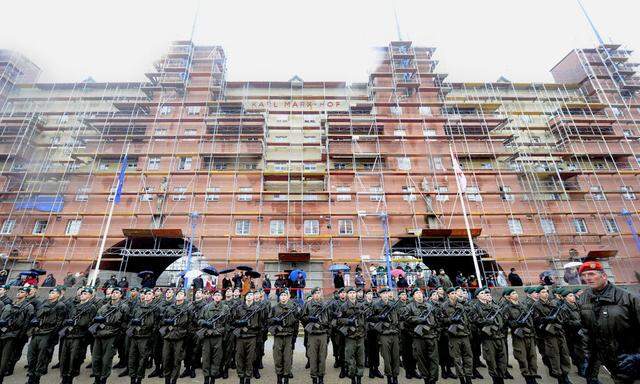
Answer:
[[32, 298, 67, 335], [63, 300, 97, 338], [301, 299, 331, 335], [161, 301, 190, 340], [405, 299, 438, 339], [0, 298, 34, 339], [269, 301, 298, 337], [336, 299, 366, 339], [93, 299, 130, 338], [198, 301, 229, 337], [128, 301, 158, 338], [580, 282, 640, 363]]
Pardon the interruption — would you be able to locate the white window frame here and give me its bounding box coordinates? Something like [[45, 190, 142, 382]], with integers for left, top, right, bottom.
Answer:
[[621, 185, 636, 200], [604, 217, 619, 233], [205, 187, 220, 202], [418, 106, 432, 116], [304, 220, 320, 235], [75, 187, 90, 202], [369, 186, 383, 202], [33, 220, 48, 235], [466, 186, 482, 202], [397, 157, 411, 170], [573, 218, 588, 234], [159, 105, 172, 115], [273, 163, 288, 171], [0, 219, 16, 235], [336, 186, 351, 202], [238, 187, 253, 202], [423, 129, 436, 138], [590, 185, 606, 201], [338, 219, 354, 235], [148, 157, 161, 170], [178, 157, 192, 170], [430, 156, 444, 170], [390, 106, 402, 115], [402, 186, 417, 201], [436, 186, 449, 202], [500, 185, 514, 202], [508, 218, 523, 235], [172, 187, 187, 201], [540, 218, 556, 234], [235, 220, 250, 235], [65, 219, 82, 235], [184, 129, 197, 136], [187, 106, 201, 115], [269, 220, 285, 236], [303, 163, 317, 171]]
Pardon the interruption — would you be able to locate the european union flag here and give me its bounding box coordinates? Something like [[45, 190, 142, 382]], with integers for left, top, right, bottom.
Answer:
[[114, 154, 127, 204]]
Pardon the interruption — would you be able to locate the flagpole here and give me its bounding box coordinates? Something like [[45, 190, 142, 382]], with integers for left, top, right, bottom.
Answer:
[[449, 145, 483, 288], [89, 148, 129, 287]]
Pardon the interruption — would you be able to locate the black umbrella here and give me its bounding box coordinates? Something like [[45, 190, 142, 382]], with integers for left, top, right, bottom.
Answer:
[[245, 270, 261, 279], [137, 271, 154, 278], [201, 266, 219, 276], [219, 268, 236, 275], [236, 265, 253, 271], [19, 271, 38, 277], [30, 268, 47, 276]]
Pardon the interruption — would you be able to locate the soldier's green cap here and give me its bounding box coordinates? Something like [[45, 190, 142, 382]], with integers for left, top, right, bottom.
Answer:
[[410, 288, 422, 296], [535, 286, 546, 293], [0, 284, 10, 290], [80, 287, 94, 294], [56, 285, 67, 291], [281, 288, 290, 295], [502, 288, 515, 297], [560, 288, 573, 297], [213, 290, 222, 296], [475, 287, 490, 297], [111, 286, 123, 293], [18, 286, 31, 293], [523, 286, 531, 294], [49, 287, 63, 294], [311, 287, 321, 295], [398, 290, 408, 296], [336, 287, 345, 294], [140, 288, 152, 294], [571, 287, 582, 295], [446, 287, 456, 294], [346, 287, 356, 293], [378, 287, 391, 294], [194, 287, 204, 293], [130, 287, 140, 292]]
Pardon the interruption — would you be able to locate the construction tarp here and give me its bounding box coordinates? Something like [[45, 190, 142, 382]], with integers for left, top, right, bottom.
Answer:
[[15, 195, 64, 212]]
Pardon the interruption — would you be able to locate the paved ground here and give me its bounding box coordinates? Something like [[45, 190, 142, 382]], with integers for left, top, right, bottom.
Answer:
[[6, 337, 613, 384]]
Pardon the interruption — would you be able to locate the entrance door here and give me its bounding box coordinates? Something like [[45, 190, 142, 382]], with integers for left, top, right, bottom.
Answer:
[[263, 261, 324, 290]]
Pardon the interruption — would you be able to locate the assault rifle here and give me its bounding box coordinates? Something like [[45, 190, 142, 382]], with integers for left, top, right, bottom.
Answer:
[[159, 307, 189, 337], [539, 301, 566, 334], [447, 308, 465, 334], [195, 311, 226, 340], [303, 303, 332, 333], [513, 304, 535, 338], [371, 300, 401, 333], [480, 304, 507, 337], [268, 307, 297, 334], [88, 305, 121, 335], [414, 304, 437, 337], [59, 303, 95, 338], [232, 304, 263, 337], [126, 307, 157, 338]]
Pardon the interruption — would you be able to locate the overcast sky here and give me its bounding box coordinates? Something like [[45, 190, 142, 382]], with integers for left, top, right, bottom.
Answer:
[[2, 0, 639, 84]]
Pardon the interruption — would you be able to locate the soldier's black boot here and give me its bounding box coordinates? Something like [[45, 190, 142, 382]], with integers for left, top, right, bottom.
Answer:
[[472, 368, 484, 379], [276, 375, 282, 384], [387, 376, 393, 384], [459, 378, 466, 384], [466, 377, 474, 384], [283, 377, 289, 384], [130, 377, 136, 384], [356, 376, 362, 384], [339, 367, 346, 378], [148, 367, 162, 378], [92, 376, 100, 384], [448, 366, 458, 379], [311, 377, 317, 384], [118, 369, 129, 377], [350, 377, 356, 384], [504, 370, 514, 380], [369, 369, 375, 378], [562, 374, 573, 384], [222, 368, 229, 379], [190, 368, 196, 379], [252, 366, 260, 379], [52, 362, 61, 369], [318, 376, 324, 384], [180, 368, 190, 378]]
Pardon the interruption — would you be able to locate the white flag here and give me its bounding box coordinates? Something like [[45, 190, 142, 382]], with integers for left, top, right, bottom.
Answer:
[[451, 154, 467, 193]]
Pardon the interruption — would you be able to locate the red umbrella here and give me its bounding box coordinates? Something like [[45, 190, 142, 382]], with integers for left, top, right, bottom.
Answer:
[[390, 268, 406, 278]]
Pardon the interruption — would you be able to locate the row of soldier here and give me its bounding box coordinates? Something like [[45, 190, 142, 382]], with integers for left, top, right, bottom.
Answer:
[[0, 265, 636, 384]]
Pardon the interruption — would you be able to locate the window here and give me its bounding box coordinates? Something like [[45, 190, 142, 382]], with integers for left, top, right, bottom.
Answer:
[[303, 116, 317, 124], [604, 217, 619, 233], [623, 129, 633, 138], [148, 157, 160, 170], [419, 106, 432, 116], [540, 218, 556, 234], [57, 115, 69, 124], [336, 186, 351, 202], [436, 186, 449, 202], [184, 129, 197, 136], [0, 219, 16, 235], [303, 163, 317, 171], [423, 129, 436, 138], [621, 185, 636, 200], [238, 187, 252, 202], [140, 193, 154, 202], [338, 219, 354, 235], [520, 114, 533, 124], [610, 107, 622, 117], [178, 157, 192, 170], [270, 220, 285, 235], [394, 129, 406, 137], [390, 106, 402, 115], [590, 186, 606, 201], [155, 128, 167, 135], [205, 187, 220, 202], [107, 186, 117, 202], [466, 186, 482, 202], [187, 106, 201, 115], [159, 106, 172, 115], [397, 157, 411, 170], [508, 218, 523, 235], [65, 219, 82, 235], [304, 220, 319, 235], [369, 186, 383, 201], [33, 220, 48, 235], [304, 135, 316, 143], [274, 163, 288, 171], [172, 187, 187, 201], [235, 220, 250, 235], [334, 163, 347, 170], [402, 186, 417, 201], [499, 185, 514, 202], [275, 116, 289, 123], [274, 136, 288, 143], [430, 156, 444, 170], [75, 187, 90, 202], [573, 218, 588, 234]]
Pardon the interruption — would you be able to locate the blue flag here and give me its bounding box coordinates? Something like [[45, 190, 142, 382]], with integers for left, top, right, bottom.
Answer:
[[114, 154, 127, 204]]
